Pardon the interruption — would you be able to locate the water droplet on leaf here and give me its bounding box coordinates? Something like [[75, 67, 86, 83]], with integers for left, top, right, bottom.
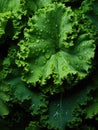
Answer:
[[36, 40, 40, 43], [42, 49, 45, 53], [45, 54, 51, 59], [62, 66, 66, 71]]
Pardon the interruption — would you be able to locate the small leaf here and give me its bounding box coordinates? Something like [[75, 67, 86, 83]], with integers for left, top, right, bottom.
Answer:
[[0, 100, 9, 117]]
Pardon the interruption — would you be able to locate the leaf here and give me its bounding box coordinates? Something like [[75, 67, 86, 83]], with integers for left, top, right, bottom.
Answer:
[[25, 121, 41, 130], [14, 84, 32, 103], [85, 0, 98, 32], [0, 84, 10, 102], [2, 71, 48, 116], [17, 3, 95, 87], [0, 0, 26, 40], [46, 86, 90, 130], [11, 0, 27, 39], [0, 0, 20, 13], [0, 100, 9, 117], [86, 101, 98, 119], [12, 78, 48, 115], [85, 88, 98, 119], [24, 0, 52, 13], [29, 92, 48, 115], [0, 0, 20, 38], [0, 12, 11, 38]]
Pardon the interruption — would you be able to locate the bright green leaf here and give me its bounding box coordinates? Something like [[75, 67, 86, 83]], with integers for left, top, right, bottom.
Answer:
[[17, 3, 95, 87]]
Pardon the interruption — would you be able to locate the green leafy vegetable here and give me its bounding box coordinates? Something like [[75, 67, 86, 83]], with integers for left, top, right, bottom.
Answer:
[[0, 0, 98, 129], [16, 3, 95, 87]]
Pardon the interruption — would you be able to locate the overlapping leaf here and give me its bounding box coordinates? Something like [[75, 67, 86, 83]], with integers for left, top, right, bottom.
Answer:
[[25, 121, 41, 130], [85, 87, 98, 119], [45, 73, 98, 130], [16, 3, 95, 87], [0, 0, 97, 129], [0, 0, 26, 40], [24, 0, 52, 13], [0, 46, 48, 117], [85, 0, 98, 46], [0, 0, 19, 37]]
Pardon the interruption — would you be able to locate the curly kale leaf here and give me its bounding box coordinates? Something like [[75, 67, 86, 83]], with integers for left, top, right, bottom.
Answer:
[[25, 121, 41, 130], [0, 0, 20, 38], [16, 3, 95, 86], [0, 45, 48, 118], [0, 100, 9, 117], [24, 0, 52, 13], [44, 85, 92, 130], [0, 72, 48, 117], [85, 88, 98, 119], [0, 0, 26, 40], [0, 12, 11, 39], [86, 100, 98, 119], [0, 0, 20, 13], [0, 46, 17, 117], [82, 0, 98, 33]]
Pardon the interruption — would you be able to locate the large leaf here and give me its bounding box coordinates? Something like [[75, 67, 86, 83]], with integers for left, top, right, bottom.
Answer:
[[13, 78, 48, 115], [45, 86, 92, 130], [0, 74, 48, 117], [0, 45, 48, 116], [16, 3, 95, 86]]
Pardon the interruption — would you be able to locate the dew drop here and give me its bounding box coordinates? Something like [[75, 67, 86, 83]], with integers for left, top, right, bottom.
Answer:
[[56, 24, 58, 27], [46, 30, 49, 33], [47, 19, 49, 23], [58, 34, 61, 37], [31, 71, 33, 74], [45, 54, 51, 59], [50, 64, 54, 69], [42, 49, 45, 53], [36, 39, 40, 43], [62, 66, 66, 71], [40, 29, 43, 32], [43, 26, 45, 29]]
